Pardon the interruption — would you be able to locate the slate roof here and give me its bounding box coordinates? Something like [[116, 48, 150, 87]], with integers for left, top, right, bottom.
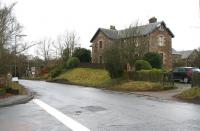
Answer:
[[172, 48, 180, 55], [177, 50, 194, 59], [90, 21, 174, 42]]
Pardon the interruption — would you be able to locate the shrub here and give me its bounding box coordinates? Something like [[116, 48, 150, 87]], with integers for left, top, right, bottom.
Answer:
[[133, 69, 167, 82], [50, 66, 63, 78], [0, 88, 6, 96], [135, 60, 152, 71], [72, 48, 91, 62], [66, 57, 80, 69], [178, 88, 200, 100], [143, 52, 162, 68], [103, 45, 124, 78]]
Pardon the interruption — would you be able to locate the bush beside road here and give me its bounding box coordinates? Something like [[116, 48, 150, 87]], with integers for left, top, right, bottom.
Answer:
[[177, 87, 200, 104], [0, 81, 34, 107]]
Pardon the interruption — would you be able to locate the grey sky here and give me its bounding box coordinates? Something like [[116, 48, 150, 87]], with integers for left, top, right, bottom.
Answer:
[[2, 0, 200, 55]]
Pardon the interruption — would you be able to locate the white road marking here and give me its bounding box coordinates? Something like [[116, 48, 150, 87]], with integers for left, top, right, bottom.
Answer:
[[33, 99, 90, 131]]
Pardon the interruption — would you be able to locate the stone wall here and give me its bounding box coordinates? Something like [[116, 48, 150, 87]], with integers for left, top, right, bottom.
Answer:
[[91, 26, 173, 69]]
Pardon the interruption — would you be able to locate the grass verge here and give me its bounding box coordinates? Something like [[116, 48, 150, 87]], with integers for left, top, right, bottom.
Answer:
[[9, 82, 27, 95], [177, 87, 200, 103], [103, 80, 174, 91], [51, 67, 175, 92], [57, 68, 110, 86]]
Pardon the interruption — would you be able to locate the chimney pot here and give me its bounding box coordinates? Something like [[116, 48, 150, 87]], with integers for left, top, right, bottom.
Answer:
[[149, 17, 157, 23], [110, 25, 116, 30]]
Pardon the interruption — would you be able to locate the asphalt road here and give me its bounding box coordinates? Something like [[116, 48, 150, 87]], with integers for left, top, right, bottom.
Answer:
[[0, 80, 200, 131]]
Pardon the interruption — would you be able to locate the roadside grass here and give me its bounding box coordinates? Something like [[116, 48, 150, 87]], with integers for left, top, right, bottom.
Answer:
[[0, 81, 27, 98], [57, 68, 110, 86], [9, 82, 27, 95], [177, 88, 200, 102], [102, 79, 174, 91], [54, 67, 175, 92], [110, 81, 163, 91]]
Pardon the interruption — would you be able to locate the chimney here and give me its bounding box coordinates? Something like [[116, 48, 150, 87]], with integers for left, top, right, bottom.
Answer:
[[110, 25, 116, 30], [149, 17, 157, 23]]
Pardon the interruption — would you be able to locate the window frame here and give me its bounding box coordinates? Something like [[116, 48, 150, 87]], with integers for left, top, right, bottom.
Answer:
[[99, 40, 103, 49], [157, 35, 165, 46]]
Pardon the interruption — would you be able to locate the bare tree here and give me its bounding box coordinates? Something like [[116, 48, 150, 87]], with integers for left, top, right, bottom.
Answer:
[[53, 34, 65, 59], [103, 22, 148, 78], [117, 23, 148, 71], [53, 31, 80, 60], [37, 39, 53, 64], [0, 3, 22, 75], [0, 3, 22, 50]]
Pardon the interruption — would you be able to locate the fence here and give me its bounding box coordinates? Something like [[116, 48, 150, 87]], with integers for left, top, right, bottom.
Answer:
[[128, 70, 174, 87], [192, 72, 200, 88]]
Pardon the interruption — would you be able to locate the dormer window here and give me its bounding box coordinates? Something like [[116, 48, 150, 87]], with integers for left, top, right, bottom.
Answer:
[[99, 41, 103, 48], [157, 35, 165, 46]]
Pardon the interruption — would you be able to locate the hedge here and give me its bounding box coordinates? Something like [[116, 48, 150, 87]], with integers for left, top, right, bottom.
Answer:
[[192, 72, 200, 88], [135, 60, 152, 71], [132, 69, 165, 82]]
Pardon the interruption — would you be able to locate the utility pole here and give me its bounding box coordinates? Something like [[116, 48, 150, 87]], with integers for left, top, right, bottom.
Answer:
[[14, 34, 27, 77]]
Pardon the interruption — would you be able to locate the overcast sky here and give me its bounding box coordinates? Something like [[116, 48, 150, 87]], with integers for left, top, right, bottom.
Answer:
[[2, 0, 200, 55]]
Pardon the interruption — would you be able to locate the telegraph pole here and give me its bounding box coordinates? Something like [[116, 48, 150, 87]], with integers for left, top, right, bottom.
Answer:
[[14, 34, 27, 77]]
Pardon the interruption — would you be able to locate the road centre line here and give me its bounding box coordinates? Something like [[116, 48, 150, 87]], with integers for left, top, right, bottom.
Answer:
[[33, 99, 90, 131]]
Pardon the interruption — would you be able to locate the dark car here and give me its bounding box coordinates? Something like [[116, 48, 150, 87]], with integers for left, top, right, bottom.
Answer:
[[172, 67, 200, 83]]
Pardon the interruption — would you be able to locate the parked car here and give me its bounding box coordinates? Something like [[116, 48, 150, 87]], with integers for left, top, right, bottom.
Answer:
[[172, 67, 200, 83]]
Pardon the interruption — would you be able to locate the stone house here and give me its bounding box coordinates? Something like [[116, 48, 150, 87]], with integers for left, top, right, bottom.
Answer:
[[90, 17, 174, 69], [172, 49, 198, 67]]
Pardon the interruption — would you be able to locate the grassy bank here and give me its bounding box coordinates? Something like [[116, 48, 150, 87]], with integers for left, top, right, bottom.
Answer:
[[0, 81, 27, 98], [177, 88, 200, 103], [57, 68, 110, 86], [52, 68, 175, 92], [9, 82, 27, 95]]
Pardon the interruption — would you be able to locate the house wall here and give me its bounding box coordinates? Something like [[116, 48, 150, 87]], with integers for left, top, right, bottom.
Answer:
[[91, 32, 112, 63], [91, 26, 173, 69], [149, 28, 173, 69], [172, 54, 184, 68]]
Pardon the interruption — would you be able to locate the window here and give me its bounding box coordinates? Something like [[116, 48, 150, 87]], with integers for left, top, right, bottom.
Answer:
[[99, 41, 103, 48], [99, 56, 103, 64], [158, 36, 165, 46]]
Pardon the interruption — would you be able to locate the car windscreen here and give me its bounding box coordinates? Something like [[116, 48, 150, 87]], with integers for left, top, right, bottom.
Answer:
[[173, 68, 186, 73], [192, 68, 200, 72]]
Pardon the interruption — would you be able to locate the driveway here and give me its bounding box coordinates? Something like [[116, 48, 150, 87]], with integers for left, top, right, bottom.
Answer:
[[0, 80, 200, 131]]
